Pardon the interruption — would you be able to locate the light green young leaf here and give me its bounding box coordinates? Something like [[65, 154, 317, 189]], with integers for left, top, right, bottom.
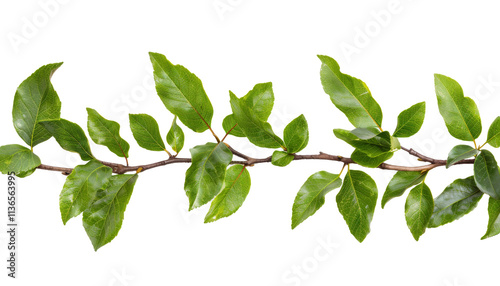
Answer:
[[271, 151, 294, 167], [12, 62, 63, 148], [318, 55, 382, 129], [333, 128, 395, 157], [405, 182, 433, 241], [284, 114, 309, 154], [83, 174, 138, 251], [222, 114, 245, 137], [486, 116, 500, 148], [167, 116, 185, 153], [41, 119, 94, 161], [351, 149, 393, 168], [434, 74, 482, 141], [184, 142, 233, 210], [393, 102, 426, 138], [292, 171, 342, 229], [129, 114, 166, 152], [381, 171, 427, 208], [337, 170, 378, 242], [87, 108, 130, 158], [60, 160, 112, 225], [428, 177, 482, 228], [204, 165, 251, 223], [482, 197, 500, 239], [474, 149, 500, 200], [0, 144, 41, 175], [446, 145, 479, 168], [149, 52, 213, 133]]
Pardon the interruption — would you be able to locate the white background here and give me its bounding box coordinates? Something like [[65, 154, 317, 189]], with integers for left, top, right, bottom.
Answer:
[[1, 0, 500, 285]]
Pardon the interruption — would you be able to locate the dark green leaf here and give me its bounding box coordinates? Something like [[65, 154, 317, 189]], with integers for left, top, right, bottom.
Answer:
[[405, 182, 433, 241], [166, 116, 185, 153], [284, 114, 309, 154], [87, 108, 130, 158], [229, 92, 284, 149], [204, 165, 251, 223], [333, 128, 397, 157], [149, 52, 213, 133], [83, 174, 138, 251], [486, 116, 500, 148], [41, 119, 94, 161], [393, 102, 426, 138], [482, 197, 500, 239], [446, 145, 479, 168], [60, 160, 112, 224], [337, 170, 378, 242], [351, 149, 393, 168], [318, 55, 382, 129], [428, 177, 482, 228], [12, 62, 63, 148], [381, 171, 427, 208], [222, 114, 245, 137], [0, 144, 41, 175], [474, 149, 500, 200], [184, 142, 233, 210], [271, 151, 294, 167], [434, 74, 482, 141], [292, 171, 342, 229], [129, 113, 165, 152], [241, 82, 274, 121]]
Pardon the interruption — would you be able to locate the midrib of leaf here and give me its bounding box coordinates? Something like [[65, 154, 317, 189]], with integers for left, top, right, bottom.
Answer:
[[194, 144, 221, 194], [29, 84, 43, 148], [95, 116, 127, 158], [298, 175, 340, 221], [135, 120, 164, 150], [212, 166, 245, 210], [346, 171, 364, 222], [435, 190, 480, 215], [394, 105, 423, 135], [0, 148, 30, 164], [59, 125, 93, 159], [237, 104, 283, 148]]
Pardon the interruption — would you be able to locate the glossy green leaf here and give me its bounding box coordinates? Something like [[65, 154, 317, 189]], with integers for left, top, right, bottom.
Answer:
[[0, 144, 41, 175], [241, 82, 274, 121], [482, 197, 500, 239], [149, 52, 213, 133], [405, 183, 433, 241], [318, 55, 382, 129], [351, 149, 393, 168], [184, 142, 233, 210], [12, 62, 63, 148], [337, 170, 378, 242], [381, 171, 427, 208], [229, 92, 284, 149], [428, 177, 482, 228], [83, 174, 138, 251], [222, 114, 245, 137], [166, 116, 185, 153], [434, 74, 482, 141], [486, 116, 500, 148], [204, 165, 251, 223], [284, 114, 309, 154], [87, 108, 130, 158], [271, 151, 294, 167], [40, 119, 94, 161], [129, 113, 165, 152], [333, 128, 395, 157], [446, 145, 479, 168], [474, 149, 500, 200], [393, 102, 426, 138], [60, 160, 112, 225], [292, 171, 342, 229]]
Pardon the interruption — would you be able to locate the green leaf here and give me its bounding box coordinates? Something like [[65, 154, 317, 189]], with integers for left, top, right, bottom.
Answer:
[[474, 149, 500, 200], [428, 177, 482, 228], [434, 74, 482, 141], [482, 197, 500, 239], [241, 82, 275, 121], [83, 174, 138, 251], [351, 149, 393, 168], [336, 170, 378, 242], [333, 128, 395, 157], [486, 116, 500, 148], [381, 171, 427, 208], [166, 116, 185, 153], [318, 55, 382, 129], [446, 145, 479, 168], [222, 114, 245, 137], [204, 165, 251, 223], [229, 92, 284, 149], [271, 151, 294, 167], [0, 144, 41, 175], [184, 142, 233, 210], [87, 108, 130, 158], [393, 102, 426, 138], [284, 114, 309, 154], [12, 62, 63, 148], [60, 160, 112, 225], [129, 113, 166, 152], [405, 182, 433, 241], [292, 171, 342, 229], [149, 52, 213, 133], [40, 119, 94, 161]]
